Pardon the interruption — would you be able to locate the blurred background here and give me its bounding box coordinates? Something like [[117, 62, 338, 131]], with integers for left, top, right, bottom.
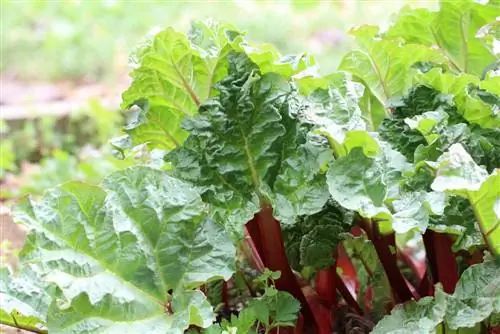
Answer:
[[0, 0, 436, 269]]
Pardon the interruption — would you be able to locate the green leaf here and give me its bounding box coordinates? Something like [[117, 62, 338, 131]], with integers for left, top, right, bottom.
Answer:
[[372, 287, 447, 334], [429, 197, 483, 252], [430, 143, 500, 255], [415, 68, 500, 128], [120, 21, 316, 154], [121, 21, 243, 151], [374, 258, 500, 333], [248, 288, 300, 329], [339, 25, 446, 106], [284, 200, 354, 270], [379, 85, 456, 162], [301, 72, 380, 157], [432, 0, 498, 75], [476, 18, 500, 57], [326, 144, 410, 220], [387, 1, 499, 75], [342, 233, 392, 320], [0, 265, 51, 333], [13, 166, 235, 333], [169, 52, 329, 229], [446, 257, 500, 329]]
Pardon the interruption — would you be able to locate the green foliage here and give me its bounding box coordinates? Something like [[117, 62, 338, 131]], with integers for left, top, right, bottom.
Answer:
[[0, 266, 51, 333], [9, 167, 235, 332], [3, 2, 500, 333], [168, 50, 328, 231], [372, 256, 500, 333], [284, 200, 354, 270]]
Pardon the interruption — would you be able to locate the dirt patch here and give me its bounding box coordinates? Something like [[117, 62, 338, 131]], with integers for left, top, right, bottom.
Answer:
[[1, 209, 30, 333], [0, 211, 26, 268]]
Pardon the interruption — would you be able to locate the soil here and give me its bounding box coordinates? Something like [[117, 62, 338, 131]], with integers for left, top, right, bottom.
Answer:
[[0, 208, 29, 334]]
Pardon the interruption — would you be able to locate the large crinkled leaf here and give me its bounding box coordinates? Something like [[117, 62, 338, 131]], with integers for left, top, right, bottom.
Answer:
[[120, 21, 316, 153], [430, 143, 500, 255], [0, 265, 51, 333], [168, 52, 329, 229], [386, 0, 499, 75], [373, 256, 500, 333], [13, 166, 235, 333], [379, 83, 500, 171], [338, 25, 446, 108]]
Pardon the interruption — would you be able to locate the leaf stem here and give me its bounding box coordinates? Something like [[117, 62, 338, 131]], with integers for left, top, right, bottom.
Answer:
[[357, 217, 416, 302], [0, 318, 48, 334], [245, 204, 316, 327], [467, 194, 498, 257], [422, 230, 458, 294]]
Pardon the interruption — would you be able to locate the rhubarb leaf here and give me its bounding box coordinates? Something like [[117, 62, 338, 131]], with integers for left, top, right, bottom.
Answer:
[[374, 257, 500, 333], [284, 200, 354, 270], [415, 69, 500, 128], [326, 143, 410, 221], [13, 167, 235, 333], [372, 287, 447, 334], [430, 143, 500, 255], [387, 0, 499, 75], [339, 25, 445, 107], [169, 52, 329, 229], [445, 257, 500, 329], [0, 265, 51, 333], [379, 85, 456, 162], [121, 21, 242, 151], [120, 21, 317, 153]]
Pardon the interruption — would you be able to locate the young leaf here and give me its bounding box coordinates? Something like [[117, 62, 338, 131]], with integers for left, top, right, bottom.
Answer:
[[387, 0, 499, 75], [284, 200, 354, 270], [121, 21, 243, 151], [13, 167, 235, 333], [339, 25, 445, 108]]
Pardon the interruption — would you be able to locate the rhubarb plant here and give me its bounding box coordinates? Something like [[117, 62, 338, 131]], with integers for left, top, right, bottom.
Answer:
[[2, 1, 500, 333]]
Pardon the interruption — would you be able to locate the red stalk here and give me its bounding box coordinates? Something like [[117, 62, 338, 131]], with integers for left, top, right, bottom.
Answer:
[[246, 205, 317, 328], [358, 218, 416, 303], [423, 230, 459, 294], [302, 285, 334, 334], [337, 244, 359, 295], [398, 248, 426, 282], [334, 271, 363, 315], [417, 269, 435, 297], [315, 266, 337, 307], [243, 227, 265, 272], [222, 281, 230, 311]]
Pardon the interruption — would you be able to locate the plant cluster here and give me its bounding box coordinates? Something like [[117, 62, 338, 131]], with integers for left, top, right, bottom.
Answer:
[[1, 1, 499, 333]]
